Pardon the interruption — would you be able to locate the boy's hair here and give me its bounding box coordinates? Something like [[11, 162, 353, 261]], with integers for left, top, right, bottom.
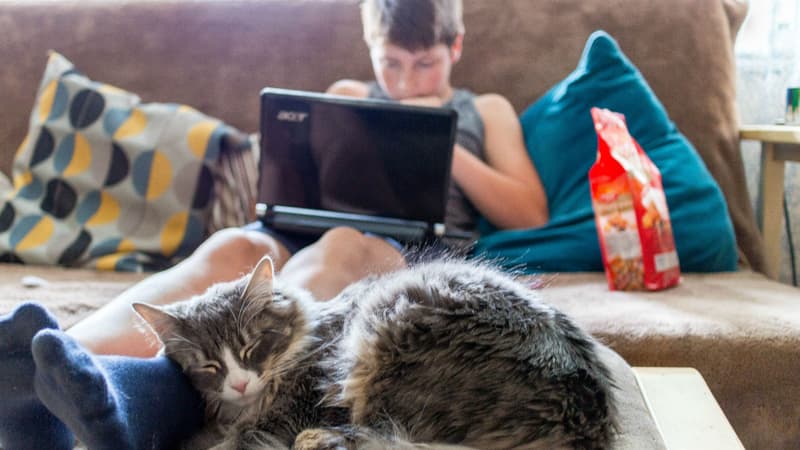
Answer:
[[361, 0, 464, 51]]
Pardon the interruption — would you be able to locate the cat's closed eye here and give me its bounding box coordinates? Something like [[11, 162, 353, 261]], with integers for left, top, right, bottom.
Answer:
[[188, 361, 225, 393], [194, 361, 221, 374]]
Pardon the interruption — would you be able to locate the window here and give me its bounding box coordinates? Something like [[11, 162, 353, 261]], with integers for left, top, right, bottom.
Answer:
[[736, 0, 799, 123]]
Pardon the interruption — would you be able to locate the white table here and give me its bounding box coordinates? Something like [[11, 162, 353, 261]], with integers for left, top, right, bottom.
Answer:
[[739, 125, 800, 279]]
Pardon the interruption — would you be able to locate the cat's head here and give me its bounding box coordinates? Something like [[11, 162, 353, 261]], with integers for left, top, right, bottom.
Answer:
[[133, 256, 316, 408]]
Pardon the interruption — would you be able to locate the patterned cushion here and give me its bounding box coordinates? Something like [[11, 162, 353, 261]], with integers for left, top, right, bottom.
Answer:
[[0, 52, 248, 271]]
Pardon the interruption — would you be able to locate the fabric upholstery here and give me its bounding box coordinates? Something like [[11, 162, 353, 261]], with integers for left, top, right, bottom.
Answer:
[[539, 271, 800, 450]]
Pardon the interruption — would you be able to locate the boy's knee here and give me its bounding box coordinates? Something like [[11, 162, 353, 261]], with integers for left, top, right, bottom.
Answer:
[[316, 227, 365, 252], [281, 227, 405, 300], [193, 228, 289, 269], [316, 227, 405, 270]]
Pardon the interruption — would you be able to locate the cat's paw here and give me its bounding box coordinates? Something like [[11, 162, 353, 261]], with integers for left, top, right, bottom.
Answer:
[[293, 428, 348, 450]]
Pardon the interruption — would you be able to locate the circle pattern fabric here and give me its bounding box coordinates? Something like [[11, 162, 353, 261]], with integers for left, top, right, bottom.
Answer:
[[0, 51, 243, 271]]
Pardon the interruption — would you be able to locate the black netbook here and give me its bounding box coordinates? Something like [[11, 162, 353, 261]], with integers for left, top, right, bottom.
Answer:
[[256, 87, 464, 243]]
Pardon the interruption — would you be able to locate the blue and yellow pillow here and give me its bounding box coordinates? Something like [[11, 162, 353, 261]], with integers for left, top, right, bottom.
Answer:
[[0, 52, 244, 271], [475, 31, 738, 273]]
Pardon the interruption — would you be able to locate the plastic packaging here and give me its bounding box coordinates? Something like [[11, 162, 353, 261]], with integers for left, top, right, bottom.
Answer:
[[589, 107, 681, 291]]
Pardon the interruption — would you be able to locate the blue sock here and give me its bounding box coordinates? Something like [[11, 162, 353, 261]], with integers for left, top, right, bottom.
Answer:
[[0, 302, 74, 450], [32, 329, 205, 450]]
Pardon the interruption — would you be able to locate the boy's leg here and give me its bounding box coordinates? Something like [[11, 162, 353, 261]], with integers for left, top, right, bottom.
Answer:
[[67, 225, 398, 357], [0, 303, 73, 450], [32, 329, 204, 450], [68, 227, 290, 357], [279, 227, 407, 300], [0, 228, 399, 449]]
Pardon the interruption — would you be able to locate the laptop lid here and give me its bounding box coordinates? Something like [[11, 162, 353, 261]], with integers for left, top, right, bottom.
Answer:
[[257, 87, 458, 238]]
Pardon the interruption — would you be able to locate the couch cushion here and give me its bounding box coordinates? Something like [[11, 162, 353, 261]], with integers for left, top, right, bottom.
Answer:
[[0, 52, 246, 271], [474, 31, 738, 274], [537, 270, 800, 450]]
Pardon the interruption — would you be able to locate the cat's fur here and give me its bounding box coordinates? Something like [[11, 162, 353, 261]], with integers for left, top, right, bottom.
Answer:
[[134, 257, 617, 450]]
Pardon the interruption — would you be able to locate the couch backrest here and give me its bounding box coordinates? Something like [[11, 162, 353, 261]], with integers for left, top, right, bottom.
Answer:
[[0, 0, 763, 271]]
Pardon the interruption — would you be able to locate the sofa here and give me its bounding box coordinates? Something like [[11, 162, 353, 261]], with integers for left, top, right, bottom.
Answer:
[[0, 0, 798, 449]]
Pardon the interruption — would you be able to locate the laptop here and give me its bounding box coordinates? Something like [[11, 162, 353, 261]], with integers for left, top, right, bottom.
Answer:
[[256, 87, 466, 243]]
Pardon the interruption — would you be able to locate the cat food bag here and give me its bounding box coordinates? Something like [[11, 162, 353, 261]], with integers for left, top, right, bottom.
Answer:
[[588, 107, 680, 291]]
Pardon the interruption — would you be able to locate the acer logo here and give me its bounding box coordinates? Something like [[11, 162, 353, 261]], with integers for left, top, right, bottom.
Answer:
[[276, 110, 309, 122]]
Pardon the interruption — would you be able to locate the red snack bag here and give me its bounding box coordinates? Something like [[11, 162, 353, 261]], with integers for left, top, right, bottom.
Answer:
[[588, 107, 680, 291]]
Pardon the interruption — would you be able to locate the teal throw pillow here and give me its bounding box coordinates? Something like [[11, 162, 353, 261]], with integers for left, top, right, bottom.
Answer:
[[474, 31, 737, 273]]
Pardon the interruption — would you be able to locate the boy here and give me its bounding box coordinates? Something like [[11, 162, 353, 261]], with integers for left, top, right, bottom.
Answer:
[[331, 0, 547, 233], [0, 1, 548, 448]]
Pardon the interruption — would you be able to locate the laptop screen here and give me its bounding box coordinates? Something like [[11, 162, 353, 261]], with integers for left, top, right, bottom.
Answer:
[[258, 88, 457, 224]]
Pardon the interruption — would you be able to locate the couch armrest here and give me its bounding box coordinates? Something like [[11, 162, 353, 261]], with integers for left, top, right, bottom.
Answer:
[[633, 368, 743, 450], [739, 124, 800, 279]]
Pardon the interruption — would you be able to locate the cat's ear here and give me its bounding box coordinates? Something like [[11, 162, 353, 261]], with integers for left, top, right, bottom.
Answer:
[[243, 255, 275, 300], [132, 302, 179, 342]]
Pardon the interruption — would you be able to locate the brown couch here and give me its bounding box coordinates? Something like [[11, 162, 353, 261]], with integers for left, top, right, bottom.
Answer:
[[0, 0, 798, 449]]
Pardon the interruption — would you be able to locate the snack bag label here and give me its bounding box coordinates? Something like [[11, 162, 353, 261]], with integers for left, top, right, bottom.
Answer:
[[594, 193, 640, 259], [589, 107, 680, 291]]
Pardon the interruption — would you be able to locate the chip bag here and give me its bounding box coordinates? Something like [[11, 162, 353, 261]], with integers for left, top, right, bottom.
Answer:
[[588, 107, 680, 291]]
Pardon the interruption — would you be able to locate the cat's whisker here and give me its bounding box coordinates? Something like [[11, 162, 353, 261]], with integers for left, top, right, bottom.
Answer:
[[163, 347, 203, 358], [162, 335, 195, 346], [226, 302, 242, 332], [260, 351, 327, 380], [236, 286, 248, 313], [165, 337, 202, 350], [162, 335, 200, 349], [259, 340, 334, 380], [239, 304, 259, 333], [242, 288, 285, 333], [269, 358, 326, 381]]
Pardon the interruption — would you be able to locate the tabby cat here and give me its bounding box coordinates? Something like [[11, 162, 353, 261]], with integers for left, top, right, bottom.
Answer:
[[134, 256, 617, 449]]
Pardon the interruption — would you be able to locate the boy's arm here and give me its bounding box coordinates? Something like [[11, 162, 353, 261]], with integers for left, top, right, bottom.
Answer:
[[326, 79, 369, 97], [451, 93, 548, 230]]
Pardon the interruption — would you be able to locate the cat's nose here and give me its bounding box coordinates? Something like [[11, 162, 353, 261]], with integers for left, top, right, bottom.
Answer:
[[231, 380, 249, 394]]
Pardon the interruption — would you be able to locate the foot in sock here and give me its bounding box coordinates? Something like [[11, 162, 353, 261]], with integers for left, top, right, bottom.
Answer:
[[32, 328, 205, 450], [0, 302, 74, 450]]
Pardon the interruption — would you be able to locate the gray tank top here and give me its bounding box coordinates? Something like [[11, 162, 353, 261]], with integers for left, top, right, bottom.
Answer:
[[367, 82, 486, 235]]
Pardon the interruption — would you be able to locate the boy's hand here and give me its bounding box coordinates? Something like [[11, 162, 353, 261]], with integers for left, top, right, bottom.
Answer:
[[400, 96, 443, 107]]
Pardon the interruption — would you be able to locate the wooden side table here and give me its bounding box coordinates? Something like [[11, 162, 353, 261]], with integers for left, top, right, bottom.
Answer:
[[633, 367, 744, 449], [739, 124, 800, 279]]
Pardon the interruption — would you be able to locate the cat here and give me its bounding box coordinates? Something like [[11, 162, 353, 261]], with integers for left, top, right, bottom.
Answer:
[[134, 256, 618, 450]]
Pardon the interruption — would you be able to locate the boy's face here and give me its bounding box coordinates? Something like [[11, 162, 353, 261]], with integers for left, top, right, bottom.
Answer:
[[369, 38, 462, 101]]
